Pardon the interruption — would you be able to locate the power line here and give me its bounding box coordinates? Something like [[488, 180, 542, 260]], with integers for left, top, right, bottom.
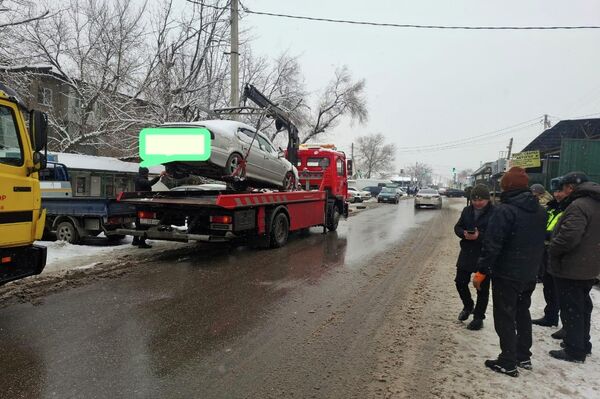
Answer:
[[239, 3, 600, 31], [395, 117, 542, 151]]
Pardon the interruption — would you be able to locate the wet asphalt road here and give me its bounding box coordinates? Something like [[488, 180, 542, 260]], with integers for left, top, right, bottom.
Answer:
[[0, 198, 445, 399]]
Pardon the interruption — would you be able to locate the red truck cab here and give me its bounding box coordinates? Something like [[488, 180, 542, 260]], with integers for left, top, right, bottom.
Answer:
[[296, 143, 350, 217]]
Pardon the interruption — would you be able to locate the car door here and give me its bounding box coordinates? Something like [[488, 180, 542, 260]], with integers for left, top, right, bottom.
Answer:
[[256, 134, 285, 185], [234, 128, 264, 180]]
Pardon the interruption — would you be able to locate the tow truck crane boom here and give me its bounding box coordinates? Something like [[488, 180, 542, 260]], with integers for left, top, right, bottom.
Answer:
[[241, 84, 300, 166]]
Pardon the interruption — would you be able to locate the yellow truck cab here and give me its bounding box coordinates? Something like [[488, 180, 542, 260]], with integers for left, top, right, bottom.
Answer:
[[0, 83, 48, 285]]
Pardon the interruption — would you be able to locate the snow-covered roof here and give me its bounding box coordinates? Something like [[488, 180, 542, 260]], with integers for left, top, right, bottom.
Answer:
[[49, 152, 164, 174], [389, 175, 413, 182]]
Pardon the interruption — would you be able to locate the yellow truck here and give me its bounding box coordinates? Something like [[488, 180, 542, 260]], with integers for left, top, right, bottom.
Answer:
[[0, 83, 48, 285]]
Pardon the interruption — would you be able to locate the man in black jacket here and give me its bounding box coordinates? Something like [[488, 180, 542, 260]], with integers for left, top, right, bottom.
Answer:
[[548, 172, 600, 363], [453, 184, 494, 330], [132, 167, 164, 248], [474, 167, 546, 377]]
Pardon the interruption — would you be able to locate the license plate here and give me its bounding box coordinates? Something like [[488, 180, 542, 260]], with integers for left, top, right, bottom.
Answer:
[[140, 218, 159, 225]]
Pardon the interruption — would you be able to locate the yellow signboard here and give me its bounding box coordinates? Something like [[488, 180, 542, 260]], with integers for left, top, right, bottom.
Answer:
[[510, 151, 541, 168]]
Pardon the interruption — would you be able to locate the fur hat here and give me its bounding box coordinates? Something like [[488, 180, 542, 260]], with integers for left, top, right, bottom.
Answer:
[[501, 167, 529, 191], [470, 184, 490, 200]]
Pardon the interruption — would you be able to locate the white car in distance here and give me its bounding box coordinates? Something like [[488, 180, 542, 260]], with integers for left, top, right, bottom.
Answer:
[[415, 188, 443, 209], [347, 187, 372, 203]]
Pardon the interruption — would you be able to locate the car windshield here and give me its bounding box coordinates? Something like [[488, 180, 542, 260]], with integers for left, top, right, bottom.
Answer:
[[420, 189, 438, 194], [0, 105, 23, 166], [381, 187, 395, 193], [305, 157, 330, 168]]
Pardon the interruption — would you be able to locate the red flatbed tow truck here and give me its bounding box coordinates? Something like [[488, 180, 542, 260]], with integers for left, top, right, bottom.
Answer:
[[116, 85, 352, 248]]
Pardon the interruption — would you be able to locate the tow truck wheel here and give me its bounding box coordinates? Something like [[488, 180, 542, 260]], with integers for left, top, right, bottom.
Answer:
[[270, 212, 289, 248], [56, 221, 79, 244], [327, 206, 340, 232]]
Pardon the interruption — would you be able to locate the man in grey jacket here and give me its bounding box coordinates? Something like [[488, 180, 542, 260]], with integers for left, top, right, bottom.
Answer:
[[548, 172, 600, 363]]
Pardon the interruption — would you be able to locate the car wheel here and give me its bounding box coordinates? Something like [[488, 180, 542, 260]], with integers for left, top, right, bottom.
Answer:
[[56, 221, 79, 244], [414, 204, 420, 209], [225, 153, 246, 177], [282, 171, 296, 191], [395, 198, 399, 204], [270, 212, 289, 248]]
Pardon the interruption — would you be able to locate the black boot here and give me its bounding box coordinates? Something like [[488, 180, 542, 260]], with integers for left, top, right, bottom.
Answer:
[[466, 318, 483, 331], [560, 341, 592, 356], [549, 349, 585, 363], [458, 308, 472, 321], [137, 240, 152, 249], [517, 359, 532, 370], [532, 317, 558, 327], [551, 328, 566, 340], [484, 359, 518, 377]]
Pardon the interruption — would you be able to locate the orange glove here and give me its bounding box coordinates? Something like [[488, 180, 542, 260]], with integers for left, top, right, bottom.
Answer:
[[472, 272, 487, 291]]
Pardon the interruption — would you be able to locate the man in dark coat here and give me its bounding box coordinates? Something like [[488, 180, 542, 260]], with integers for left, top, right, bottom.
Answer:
[[548, 172, 600, 363], [453, 184, 494, 330], [132, 167, 164, 248], [473, 167, 546, 377]]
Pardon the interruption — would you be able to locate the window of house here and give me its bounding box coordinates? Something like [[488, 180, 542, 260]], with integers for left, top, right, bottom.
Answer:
[[37, 87, 53, 107], [75, 176, 88, 195]]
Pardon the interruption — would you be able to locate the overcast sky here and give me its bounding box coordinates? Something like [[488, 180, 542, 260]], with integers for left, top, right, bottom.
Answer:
[[236, 0, 600, 180]]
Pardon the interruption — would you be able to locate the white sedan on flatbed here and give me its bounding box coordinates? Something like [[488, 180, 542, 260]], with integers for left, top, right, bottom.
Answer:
[[161, 120, 298, 190], [415, 188, 443, 209]]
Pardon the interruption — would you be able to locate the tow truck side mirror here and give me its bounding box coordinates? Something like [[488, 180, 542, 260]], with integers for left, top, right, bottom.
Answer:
[[29, 110, 48, 171], [347, 159, 353, 177], [30, 110, 48, 152]]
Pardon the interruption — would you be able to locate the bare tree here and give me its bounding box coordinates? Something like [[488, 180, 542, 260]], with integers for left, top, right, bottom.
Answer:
[[406, 162, 433, 186], [355, 133, 396, 178], [140, 0, 231, 125], [11, 0, 150, 155], [0, 0, 49, 62], [239, 50, 308, 144], [303, 66, 367, 143]]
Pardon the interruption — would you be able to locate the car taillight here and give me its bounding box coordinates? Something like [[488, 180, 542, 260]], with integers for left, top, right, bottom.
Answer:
[[138, 210, 157, 219], [210, 215, 232, 224], [1, 256, 11, 264], [116, 192, 124, 201]]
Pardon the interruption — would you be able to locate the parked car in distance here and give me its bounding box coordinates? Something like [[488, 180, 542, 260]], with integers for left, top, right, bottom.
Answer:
[[362, 185, 383, 197], [377, 187, 401, 204], [443, 188, 466, 198], [415, 188, 443, 209], [347, 187, 371, 203], [161, 120, 298, 190]]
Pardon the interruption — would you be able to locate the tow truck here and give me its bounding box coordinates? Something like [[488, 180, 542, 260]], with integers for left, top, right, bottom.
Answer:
[[116, 85, 351, 248], [0, 84, 48, 284]]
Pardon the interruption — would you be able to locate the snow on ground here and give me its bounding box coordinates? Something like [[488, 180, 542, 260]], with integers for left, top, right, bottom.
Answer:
[[439, 284, 600, 398], [36, 236, 186, 275]]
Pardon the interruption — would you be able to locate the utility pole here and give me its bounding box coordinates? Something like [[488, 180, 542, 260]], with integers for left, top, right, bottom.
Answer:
[[230, 0, 239, 108], [350, 142, 354, 178], [506, 137, 513, 160], [543, 114, 552, 129]]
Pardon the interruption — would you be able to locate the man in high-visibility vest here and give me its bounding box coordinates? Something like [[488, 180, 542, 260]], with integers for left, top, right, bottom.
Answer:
[[532, 180, 568, 328]]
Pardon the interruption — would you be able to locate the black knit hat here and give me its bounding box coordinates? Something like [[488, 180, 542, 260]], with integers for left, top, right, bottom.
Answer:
[[139, 167, 149, 175], [470, 184, 490, 200]]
